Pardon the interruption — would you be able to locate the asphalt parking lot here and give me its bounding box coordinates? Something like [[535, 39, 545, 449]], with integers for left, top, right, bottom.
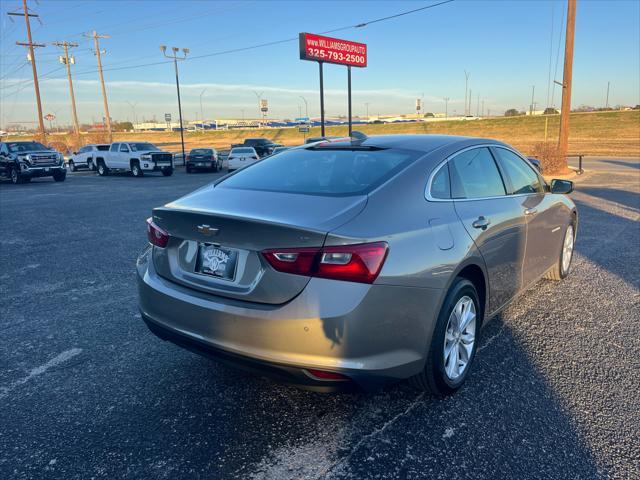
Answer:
[[1, 159, 638, 480]]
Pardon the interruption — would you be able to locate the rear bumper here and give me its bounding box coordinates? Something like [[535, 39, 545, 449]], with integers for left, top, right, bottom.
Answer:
[[136, 246, 442, 391]]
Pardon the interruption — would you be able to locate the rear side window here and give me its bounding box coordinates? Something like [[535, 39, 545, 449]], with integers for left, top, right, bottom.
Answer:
[[220, 147, 421, 196], [110, 143, 119, 152], [96, 145, 109, 151], [430, 163, 451, 199], [494, 147, 543, 194], [449, 147, 506, 199]]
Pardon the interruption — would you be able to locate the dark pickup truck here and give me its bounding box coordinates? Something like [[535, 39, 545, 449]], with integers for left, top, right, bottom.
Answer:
[[231, 138, 281, 158], [0, 141, 66, 184]]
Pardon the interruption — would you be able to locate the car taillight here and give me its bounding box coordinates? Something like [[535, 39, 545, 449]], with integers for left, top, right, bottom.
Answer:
[[262, 242, 388, 284], [146, 217, 169, 248]]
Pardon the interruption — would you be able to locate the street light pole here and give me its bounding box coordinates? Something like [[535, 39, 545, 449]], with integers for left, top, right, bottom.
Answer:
[[299, 96, 308, 117], [126, 101, 138, 126], [199, 88, 207, 132], [443, 97, 449, 118], [161, 45, 189, 164], [464, 70, 470, 116], [252, 90, 263, 125]]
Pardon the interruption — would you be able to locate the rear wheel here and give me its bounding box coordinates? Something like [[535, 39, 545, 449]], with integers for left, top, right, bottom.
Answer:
[[545, 223, 575, 280], [411, 278, 481, 395], [53, 170, 66, 182], [161, 167, 173, 177], [131, 161, 143, 177], [186, 165, 193, 173], [87, 159, 95, 171], [97, 160, 109, 176], [68, 160, 76, 172]]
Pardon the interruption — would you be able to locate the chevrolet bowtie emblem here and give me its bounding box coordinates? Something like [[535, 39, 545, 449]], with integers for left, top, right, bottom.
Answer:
[[197, 224, 219, 236]]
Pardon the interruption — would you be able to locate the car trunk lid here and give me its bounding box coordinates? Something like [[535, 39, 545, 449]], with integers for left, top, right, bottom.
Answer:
[[151, 185, 367, 304]]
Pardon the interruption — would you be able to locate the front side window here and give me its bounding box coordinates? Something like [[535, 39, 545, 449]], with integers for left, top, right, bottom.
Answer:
[[96, 145, 110, 151], [449, 147, 506, 199], [494, 147, 543, 195], [220, 147, 421, 196], [110, 143, 119, 152]]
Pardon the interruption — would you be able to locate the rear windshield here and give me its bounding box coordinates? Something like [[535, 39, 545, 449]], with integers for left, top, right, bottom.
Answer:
[[232, 148, 254, 154], [219, 147, 421, 196], [96, 145, 110, 151], [191, 149, 212, 155]]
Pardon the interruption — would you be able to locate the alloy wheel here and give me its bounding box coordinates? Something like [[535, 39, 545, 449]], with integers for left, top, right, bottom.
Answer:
[[562, 225, 574, 274], [443, 295, 477, 380]]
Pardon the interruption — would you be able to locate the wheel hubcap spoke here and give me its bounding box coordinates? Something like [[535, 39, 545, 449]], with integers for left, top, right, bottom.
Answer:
[[443, 295, 477, 381]]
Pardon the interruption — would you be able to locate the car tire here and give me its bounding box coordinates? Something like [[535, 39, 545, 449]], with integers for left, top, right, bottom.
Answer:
[[10, 166, 23, 184], [68, 160, 76, 172], [97, 161, 109, 176], [53, 170, 66, 182], [410, 278, 481, 395], [131, 161, 143, 177], [88, 159, 95, 171], [161, 167, 173, 177], [545, 222, 575, 281], [186, 165, 192, 173]]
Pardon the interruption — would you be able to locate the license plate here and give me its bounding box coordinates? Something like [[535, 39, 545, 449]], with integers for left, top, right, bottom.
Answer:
[[197, 162, 204, 166], [45, 167, 50, 172], [195, 244, 238, 280]]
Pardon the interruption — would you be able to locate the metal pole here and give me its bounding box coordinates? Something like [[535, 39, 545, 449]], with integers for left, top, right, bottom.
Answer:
[[557, 0, 577, 168], [530, 85, 535, 115], [200, 88, 207, 132], [174, 57, 186, 165], [464, 70, 470, 117], [605, 81, 610, 109], [347, 66, 352, 136], [56, 42, 80, 138], [468, 89, 472, 116], [319, 62, 325, 137], [299, 96, 308, 117]]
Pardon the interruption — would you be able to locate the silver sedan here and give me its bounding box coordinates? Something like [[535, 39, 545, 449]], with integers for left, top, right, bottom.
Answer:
[[137, 134, 577, 393]]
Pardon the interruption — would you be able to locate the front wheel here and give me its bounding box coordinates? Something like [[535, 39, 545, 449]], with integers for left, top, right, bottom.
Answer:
[[131, 161, 143, 177], [53, 170, 66, 182], [545, 223, 575, 281], [411, 278, 481, 395], [161, 167, 173, 177], [10, 166, 23, 184], [88, 159, 95, 171]]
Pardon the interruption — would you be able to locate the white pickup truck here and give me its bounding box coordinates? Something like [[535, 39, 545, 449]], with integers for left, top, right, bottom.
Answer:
[[95, 142, 174, 177]]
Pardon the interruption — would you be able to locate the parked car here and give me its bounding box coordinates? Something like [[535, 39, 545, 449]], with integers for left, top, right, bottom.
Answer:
[[231, 138, 280, 157], [227, 147, 259, 171], [186, 148, 221, 173], [0, 141, 66, 184], [95, 142, 173, 177], [137, 134, 577, 394], [68, 144, 110, 171]]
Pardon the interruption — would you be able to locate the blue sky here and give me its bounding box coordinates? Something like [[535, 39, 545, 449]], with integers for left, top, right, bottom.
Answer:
[[1, 0, 638, 126]]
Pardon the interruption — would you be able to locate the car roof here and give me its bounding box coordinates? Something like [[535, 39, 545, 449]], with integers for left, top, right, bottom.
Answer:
[[308, 134, 509, 153]]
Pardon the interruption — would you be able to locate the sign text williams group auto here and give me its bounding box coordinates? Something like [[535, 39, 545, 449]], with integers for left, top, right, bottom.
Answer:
[[299, 33, 367, 68]]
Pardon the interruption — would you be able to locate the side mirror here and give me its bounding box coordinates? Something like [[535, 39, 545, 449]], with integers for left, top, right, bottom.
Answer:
[[550, 179, 574, 194]]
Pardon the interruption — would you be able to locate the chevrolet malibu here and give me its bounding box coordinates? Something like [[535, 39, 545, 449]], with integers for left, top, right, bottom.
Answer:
[[137, 134, 577, 394]]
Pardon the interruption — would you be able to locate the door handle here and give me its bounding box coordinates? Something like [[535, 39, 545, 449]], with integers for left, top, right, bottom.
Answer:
[[472, 216, 491, 230], [524, 208, 538, 216]]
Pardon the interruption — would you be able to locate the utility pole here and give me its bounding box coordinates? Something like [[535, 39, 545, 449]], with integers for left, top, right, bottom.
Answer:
[[476, 93, 480, 117], [54, 41, 80, 137], [481, 99, 485, 117], [161, 45, 188, 164], [9, 0, 46, 139], [252, 91, 263, 125], [126, 101, 138, 126], [605, 81, 610, 109], [464, 70, 470, 116], [86, 31, 112, 142], [443, 97, 450, 118], [557, 0, 577, 169], [530, 85, 536, 115], [468, 89, 472, 116], [365, 102, 370, 120]]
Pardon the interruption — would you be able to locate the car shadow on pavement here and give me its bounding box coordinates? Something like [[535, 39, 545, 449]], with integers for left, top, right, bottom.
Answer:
[[599, 159, 640, 170], [79, 310, 603, 480], [577, 186, 640, 212]]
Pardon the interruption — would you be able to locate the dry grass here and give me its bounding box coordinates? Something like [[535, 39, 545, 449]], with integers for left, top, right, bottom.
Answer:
[[5, 110, 639, 158]]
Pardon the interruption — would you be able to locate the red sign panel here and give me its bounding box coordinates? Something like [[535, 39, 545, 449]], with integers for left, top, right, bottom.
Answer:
[[299, 33, 367, 68]]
